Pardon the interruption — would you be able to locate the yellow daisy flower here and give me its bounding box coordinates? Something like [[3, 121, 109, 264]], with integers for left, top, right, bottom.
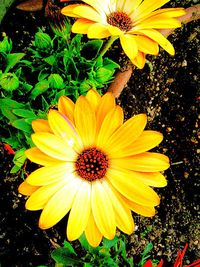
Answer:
[[19, 89, 169, 247], [61, 0, 185, 68]]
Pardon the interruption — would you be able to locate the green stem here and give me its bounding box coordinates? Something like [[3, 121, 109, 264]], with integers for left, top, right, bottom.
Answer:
[[99, 36, 119, 57]]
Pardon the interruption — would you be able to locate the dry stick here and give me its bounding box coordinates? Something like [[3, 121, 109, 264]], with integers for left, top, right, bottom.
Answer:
[[107, 4, 200, 98]]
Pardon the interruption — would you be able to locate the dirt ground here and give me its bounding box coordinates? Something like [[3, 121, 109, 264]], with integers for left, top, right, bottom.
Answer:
[[0, 0, 199, 266]]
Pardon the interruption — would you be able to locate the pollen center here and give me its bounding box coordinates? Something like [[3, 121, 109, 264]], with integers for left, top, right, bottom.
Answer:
[[75, 148, 109, 181], [107, 11, 133, 32]]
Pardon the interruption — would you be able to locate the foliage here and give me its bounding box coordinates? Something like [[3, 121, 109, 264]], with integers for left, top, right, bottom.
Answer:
[[0, 23, 119, 172]]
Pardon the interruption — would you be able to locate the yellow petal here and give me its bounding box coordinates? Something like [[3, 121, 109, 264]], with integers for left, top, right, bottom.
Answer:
[[107, 25, 123, 36], [111, 152, 170, 172], [88, 23, 111, 38], [131, 51, 146, 69], [72, 18, 95, 34], [25, 147, 61, 166], [111, 130, 163, 158], [18, 180, 39, 196], [102, 180, 134, 234], [131, 29, 175, 55], [82, 0, 108, 14], [133, 0, 170, 20], [26, 180, 66, 210], [48, 110, 83, 153], [61, 4, 85, 18], [67, 181, 91, 240], [107, 167, 160, 206], [133, 35, 159, 55], [133, 15, 181, 30], [39, 178, 81, 229], [96, 92, 116, 131], [73, 5, 103, 23], [26, 163, 74, 186], [107, 114, 147, 153], [85, 89, 101, 112], [31, 132, 77, 161], [118, 0, 142, 15], [74, 95, 96, 147], [92, 180, 116, 239], [97, 106, 124, 148], [119, 34, 138, 62], [58, 96, 75, 124], [32, 119, 51, 133], [85, 213, 102, 247], [130, 171, 167, 187], [125, 199, 156, 217]]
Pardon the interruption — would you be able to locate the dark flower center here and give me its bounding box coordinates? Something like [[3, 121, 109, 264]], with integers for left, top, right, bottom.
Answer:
[[75, 148, 109, 181], [107, 11, 133, 32]]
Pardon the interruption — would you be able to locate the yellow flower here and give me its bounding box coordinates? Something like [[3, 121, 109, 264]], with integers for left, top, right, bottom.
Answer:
[[61, 0, 185, 68], [19, 89, 169, 247]]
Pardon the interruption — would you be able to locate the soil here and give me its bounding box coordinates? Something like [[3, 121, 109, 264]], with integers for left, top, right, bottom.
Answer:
[[0, 0, 199, 266]]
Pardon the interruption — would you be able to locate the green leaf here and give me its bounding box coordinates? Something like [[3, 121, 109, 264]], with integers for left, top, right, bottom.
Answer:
[[12, 118, 32, 133], [103, 237, 119, 249], [48, 74, 64, 89], [12, 108, 36, 118], [30, 80, 49, 99], [95, 67, 113, 83], [5, 53, 25, 72], [0, 98, 24, 109], [44, 55, 56, 66], [51, 247, 82, 266], [12, 148, 26, 168], [63, 240, 77, 256], [0, 72, 19, 91], [35, 31, 52, 50], [79, 234, 92, 251], [0, 36, 12, 54], [81, 40, 103, 59], [103, 58, 120, 70]]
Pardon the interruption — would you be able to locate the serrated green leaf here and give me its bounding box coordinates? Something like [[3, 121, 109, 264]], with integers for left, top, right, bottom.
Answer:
[[0, 36, 12, 54], [0, 72, 19, 91], [51, 247, 81, 266], [44, 55, 56, 66], [5, 53, 25, 72], [48, 74, 64, 89], [30, 80, 49, 99], [103, 237, 119, 249], [12, 148, 26, 168]]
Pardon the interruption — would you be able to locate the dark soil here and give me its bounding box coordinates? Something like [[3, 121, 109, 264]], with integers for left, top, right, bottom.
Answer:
[[0, 1, 199, 266]]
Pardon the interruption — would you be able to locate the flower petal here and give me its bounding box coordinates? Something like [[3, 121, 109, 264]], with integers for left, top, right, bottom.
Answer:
[[133, 36, 159, 55], [73, 5, 103, 23], [97, 106, 123, 148], [85, 89, 101, 112], [102, 180, 134, 234], [67, 181, 91, 240], [31, 132, 77, 161], [39, 178, 81, 229], [118, 0, 142, 15], [107, 114, 147, 153], [18, 180, 39, 196], [58, 96, 75, 124], [132, 29, 175, 55], [88, 23, 111, 38], [61, 4, 86, 18], [74, 95, 96, 147], [72, 18, 95, 34], [107, 167, 160, 206], [133, 0, 170, 20], [130, 171, 167, 187], [26, 180, 66, 210], [26, 163, 74, 186], [119, 34, 138, 62], [125, 199, 156, 217], [92, 180, 116, 239], [111, 130, 163, 158], [85, 213, 102, 247], [132, 51, 146, 69], [111, 152, 170, 172], [25, 147, 61, 166], [48, 110, 83, 152], [32, 119, 51, 133], [96, 92, 116, 131]]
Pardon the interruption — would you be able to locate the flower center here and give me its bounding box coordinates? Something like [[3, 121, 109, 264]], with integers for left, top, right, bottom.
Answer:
[[75, 148, 109, 181], [107, 11, 133, 32]]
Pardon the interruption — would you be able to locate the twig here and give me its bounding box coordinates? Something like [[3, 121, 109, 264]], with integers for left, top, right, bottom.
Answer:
[[107, 4, 200, 98]]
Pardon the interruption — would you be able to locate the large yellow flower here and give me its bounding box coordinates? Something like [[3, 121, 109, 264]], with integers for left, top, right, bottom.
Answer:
[[61, 0, 185, 68], [19, 89, 169, 247]]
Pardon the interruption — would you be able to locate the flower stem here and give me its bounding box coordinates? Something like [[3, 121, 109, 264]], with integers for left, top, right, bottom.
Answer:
[[99, 36, 119, 57]]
